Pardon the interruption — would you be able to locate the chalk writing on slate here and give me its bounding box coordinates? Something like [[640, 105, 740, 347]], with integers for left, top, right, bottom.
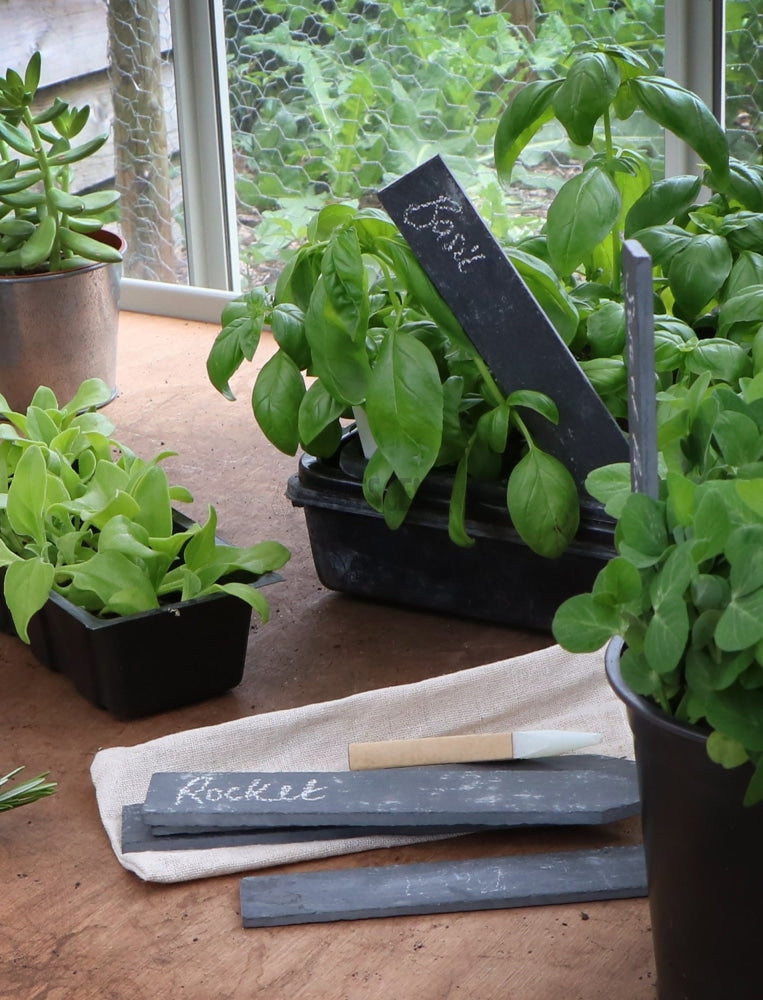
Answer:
[[378, 155, 629, 490], [623, 239, 658, 499], [141, 756, 640, 832], [240, 844, 648, 927]]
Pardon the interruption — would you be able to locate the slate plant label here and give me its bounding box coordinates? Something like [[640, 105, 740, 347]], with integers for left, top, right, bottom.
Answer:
[[141, 758, 640, 831], [379, 154, 628, 490], [239, 845, 648, 927], [174, 774, 329, 806]]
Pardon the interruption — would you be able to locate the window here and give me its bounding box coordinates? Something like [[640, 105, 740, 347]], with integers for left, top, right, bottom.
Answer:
[[3, 1, 740, 319]]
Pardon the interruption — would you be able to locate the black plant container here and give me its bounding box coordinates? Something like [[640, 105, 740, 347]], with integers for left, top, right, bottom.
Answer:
[[286, 433, 616, 631], [606, 637, 763, 1000], [0, 513, 281, 718]]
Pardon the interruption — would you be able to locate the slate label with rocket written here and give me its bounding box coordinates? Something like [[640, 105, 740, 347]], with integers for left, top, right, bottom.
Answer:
[[378, 155, 629, 489], [140, 756, 639, 832]]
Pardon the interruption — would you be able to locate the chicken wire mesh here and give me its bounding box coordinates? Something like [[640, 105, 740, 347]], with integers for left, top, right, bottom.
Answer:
[[726, 0, 763, 164], [16, 1, 763, 292], [223, 0, 666, 289], [107, 0, 186, 284]]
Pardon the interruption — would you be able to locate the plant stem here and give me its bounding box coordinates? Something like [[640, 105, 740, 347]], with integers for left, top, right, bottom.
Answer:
[[511, 408, 535, 452], [472, 354, 505, 409], [603, 107, 622, 294], [376, 255, 405, 327], [22, 106, 62, 270]]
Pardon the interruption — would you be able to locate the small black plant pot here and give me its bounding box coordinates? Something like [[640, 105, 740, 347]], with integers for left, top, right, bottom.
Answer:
[[605, 637, 763, 1000], [286, 433, 615, 631], [0, 513, 281, 718]]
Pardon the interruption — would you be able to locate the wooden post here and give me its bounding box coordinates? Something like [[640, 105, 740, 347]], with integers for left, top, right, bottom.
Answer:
[[498, 1, 537, 41], [107, 0, 177, 282]]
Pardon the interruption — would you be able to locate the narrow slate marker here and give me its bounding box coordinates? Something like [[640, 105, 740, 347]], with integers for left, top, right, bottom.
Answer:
[[141, 756, 639, 833], [378, 155, 628, 490], [120, 803, 483, 853], [240, 845, 648, 927], [623, 239, 658, 499]]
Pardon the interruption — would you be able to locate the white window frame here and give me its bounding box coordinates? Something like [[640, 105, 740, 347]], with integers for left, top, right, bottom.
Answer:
[[121, 0, 725, 321]]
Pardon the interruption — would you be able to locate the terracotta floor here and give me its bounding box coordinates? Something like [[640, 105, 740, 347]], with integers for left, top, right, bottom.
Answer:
[[0, 312, 655, 1000]]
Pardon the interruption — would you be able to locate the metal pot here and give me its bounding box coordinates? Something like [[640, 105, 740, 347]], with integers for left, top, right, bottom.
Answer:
[[0, 230, 124, 411]]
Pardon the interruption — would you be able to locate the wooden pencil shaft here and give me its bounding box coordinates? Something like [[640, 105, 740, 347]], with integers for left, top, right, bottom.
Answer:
[[348, 733, 514, 770]]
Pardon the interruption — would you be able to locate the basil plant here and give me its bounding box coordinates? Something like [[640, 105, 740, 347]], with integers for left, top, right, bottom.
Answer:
[[495, 41, 763, 420], [209, 204, 583, 559], [553, 373, 763, 806]]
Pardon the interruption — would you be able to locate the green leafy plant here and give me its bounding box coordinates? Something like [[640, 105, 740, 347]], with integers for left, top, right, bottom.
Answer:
[[0, 766, 56, 812], [0, 379, 290, 642], [0, 51, 122, 274], [494, 39, 763, 419], [208, 203, 580, 558], [552, 377, 763, 804]]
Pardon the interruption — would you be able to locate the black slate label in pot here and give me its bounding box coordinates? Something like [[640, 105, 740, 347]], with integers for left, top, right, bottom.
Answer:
[[378, 155, 629, 490]]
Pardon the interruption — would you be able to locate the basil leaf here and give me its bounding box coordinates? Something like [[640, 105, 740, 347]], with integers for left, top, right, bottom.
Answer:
[[624, 174, 702, 236], [547, 166, 620, 276], [552, 51, 620, 146], [365, 329, 443, 499], [252, 350, 305, 455], [668, 234, 733, 319], [507, 447, 579, 558], [494, 78, 563, 185], [630, 76, 729, 182]]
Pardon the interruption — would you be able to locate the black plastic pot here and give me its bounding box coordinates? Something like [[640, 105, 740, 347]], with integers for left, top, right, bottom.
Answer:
[[0, 513, 281, 718], [286, 433, 616, 631], [605, 637, 763, 1000]]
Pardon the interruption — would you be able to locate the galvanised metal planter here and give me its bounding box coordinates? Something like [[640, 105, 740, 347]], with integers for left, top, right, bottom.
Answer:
[[0, 230, 124, 412]]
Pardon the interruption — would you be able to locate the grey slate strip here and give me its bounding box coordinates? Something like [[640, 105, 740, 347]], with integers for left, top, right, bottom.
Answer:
[[240, 845, 648, 927], [120, 803, 483, 853], [141, 756, 639, 832], [623, 239, 658, 499], [378, 155, 628, 489]]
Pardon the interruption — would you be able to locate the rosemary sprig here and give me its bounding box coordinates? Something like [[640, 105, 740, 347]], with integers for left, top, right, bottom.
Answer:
[[0, 767, 57, 811]]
